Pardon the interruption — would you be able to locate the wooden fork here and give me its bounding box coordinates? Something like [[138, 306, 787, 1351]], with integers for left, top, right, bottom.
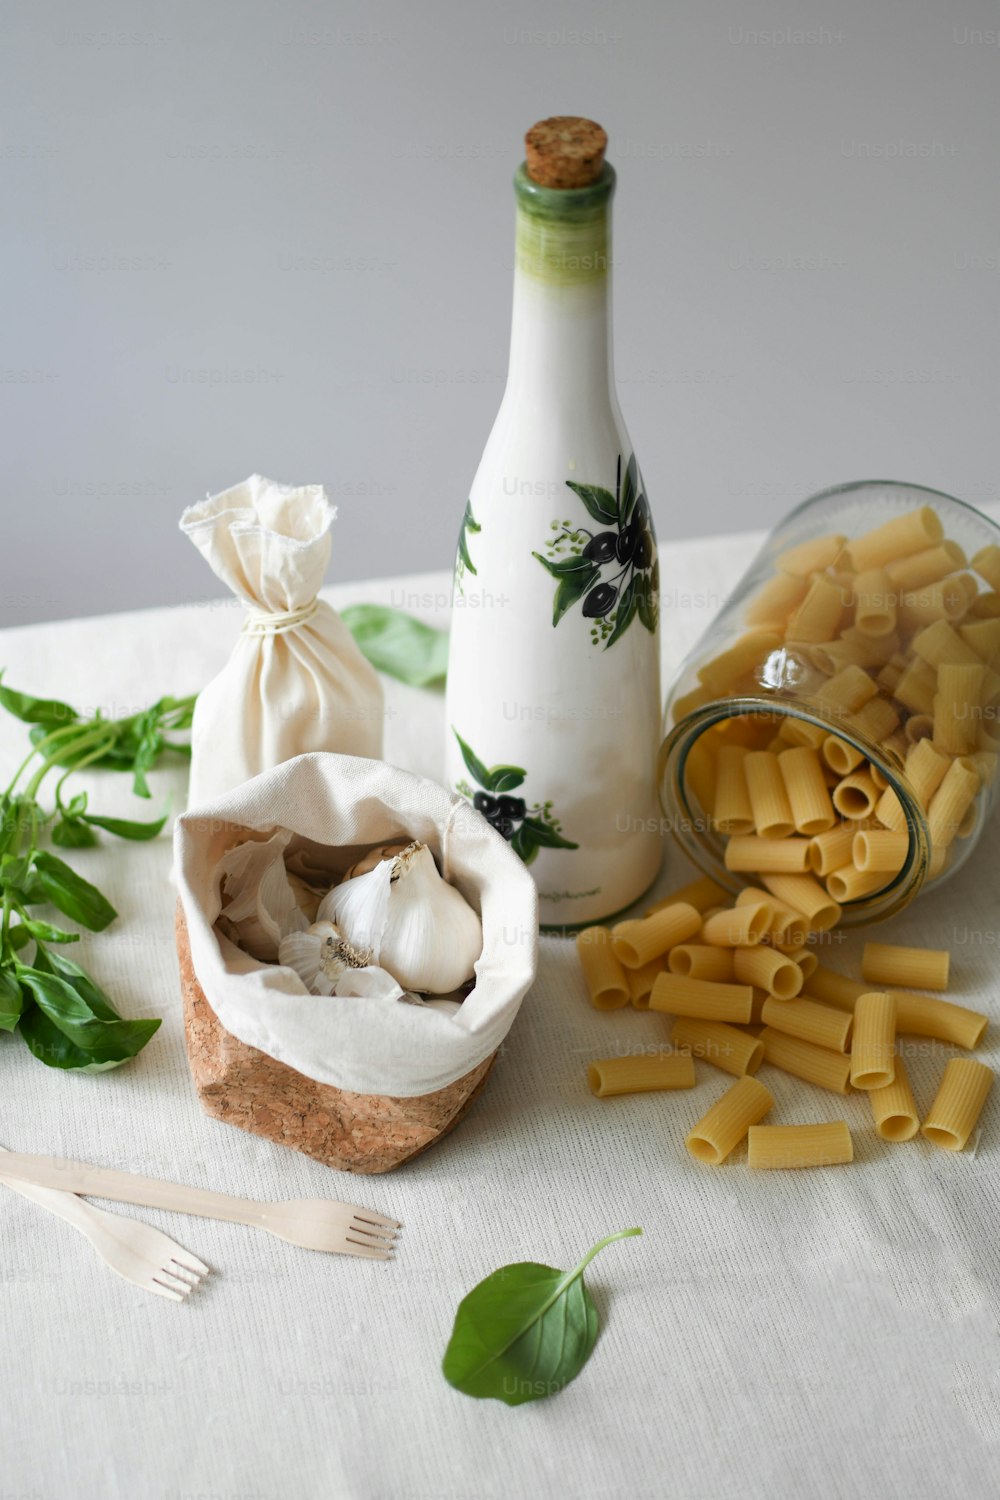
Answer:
[[0, 1145, 209, 1301], [0, 1152, 400, 1260]]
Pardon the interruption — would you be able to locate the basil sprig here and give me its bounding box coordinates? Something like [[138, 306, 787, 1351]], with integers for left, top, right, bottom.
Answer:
[[0, 673, 193, 1072], [443, 1228, 642, 1405], [340, 604, 448, 687]]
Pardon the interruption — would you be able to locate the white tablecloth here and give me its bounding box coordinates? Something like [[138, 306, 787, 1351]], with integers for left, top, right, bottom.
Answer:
[[1, 537, 999, 1500]]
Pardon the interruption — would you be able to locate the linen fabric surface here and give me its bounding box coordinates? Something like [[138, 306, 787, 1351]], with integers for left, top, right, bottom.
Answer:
[[179, 474, 384, 805], [1, 540, 999, 1500], [174, 751, 538, 1096]]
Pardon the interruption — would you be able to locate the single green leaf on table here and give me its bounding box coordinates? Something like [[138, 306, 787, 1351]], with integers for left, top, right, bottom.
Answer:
[[0, 677, 79, 728], [16, 964, 160, 1069], [33, 851, 117, 932], [565, 481, 618, 527], [341, 604, 449, 688], [443, 1229, 642, 1406], [51, 817, 100, 849], [20, 918, 80, 945], [81, 811, 168, 842], [0, 969, 23, 1031]]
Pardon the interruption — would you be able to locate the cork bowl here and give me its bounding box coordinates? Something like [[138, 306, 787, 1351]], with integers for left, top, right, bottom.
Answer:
[[176, 905, 497, 1175]]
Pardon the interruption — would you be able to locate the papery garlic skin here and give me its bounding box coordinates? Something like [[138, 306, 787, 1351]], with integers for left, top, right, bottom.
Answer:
[[318, 841, 482, 994], [342, 840, 411, 881], [217, 831, 307, 961], [277, 921, 404, 1001]]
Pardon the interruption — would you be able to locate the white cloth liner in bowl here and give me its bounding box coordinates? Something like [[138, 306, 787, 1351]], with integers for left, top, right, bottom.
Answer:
[[173, 751, 539, 1097]]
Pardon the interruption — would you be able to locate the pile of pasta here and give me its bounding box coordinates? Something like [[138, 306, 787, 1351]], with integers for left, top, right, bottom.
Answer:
[[577, 874, 993, 1168], [671, 509, 1000, 903]]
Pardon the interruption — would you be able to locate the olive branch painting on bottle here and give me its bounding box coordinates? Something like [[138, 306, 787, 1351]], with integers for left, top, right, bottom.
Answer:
[[452, 729, 578, 866], [453, 501, 482, 594], [533, 454, 658, 649]]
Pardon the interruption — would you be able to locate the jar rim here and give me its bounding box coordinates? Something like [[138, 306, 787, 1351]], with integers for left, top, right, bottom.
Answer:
[[775, 477, 1000, 547]]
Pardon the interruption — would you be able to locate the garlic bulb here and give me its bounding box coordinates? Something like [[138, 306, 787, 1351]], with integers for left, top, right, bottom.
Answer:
[[278, 921, 406, 1001], [342, 840, 411, 881], [317, 841, 482, 994]]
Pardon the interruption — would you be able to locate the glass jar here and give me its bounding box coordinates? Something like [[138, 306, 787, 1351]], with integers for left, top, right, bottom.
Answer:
[[659, 480, 1000, 925]]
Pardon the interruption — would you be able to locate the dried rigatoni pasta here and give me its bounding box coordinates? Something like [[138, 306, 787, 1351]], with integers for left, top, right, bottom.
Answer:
[[832, 769, 879, 820], [869, 1055, 919, 1141], [759, 873, 841, 932], [932, 662, 984, 756], [778, 746, 836, 835], [890, 991, 987, 1048], [744, 571, 809, 627], [760, 1028, 852, 1094], [785, 574, 846, 644], [911, 617, 981, 670], [685, 1075, 773, 1164], [895, 659, 937, 716], [644, 876, 729, 918], [921, 1058, 994, 1150], [670, 1017, 764, 1078], [612, 901, 702, 969], [850, 991, 896, 1090], [862, 941, 949, 992], [785, 945, 818, 980], [826, 866, 891, 903], [777, 533, 846, 577], [852, 830, 909, 873], [804, 966, 869, 1011], [808, 825, 856, 877], [743, 751, 795, 838], [588, 1052, 696, 1097], [853, 567, 897, 637], [844, 506, 943, 572], [627, 959, 664, 1010], [760, 995, 853, 1053], [927, 756, 979, 848], [575, 927, 629, 1010], [701, 902, 772, 948], [733, 946, 803, 1000], [971, 544, 1000, 592], [712, 745, 755, 835], [697, 630, 782, 693], [649, 973, 754, 1024], [724, 835, 811, 873], [886, 540, 966, 591], [873, 783, 907, 832], [747, 1121, 853, 1169], [668, 944, 735, 982]]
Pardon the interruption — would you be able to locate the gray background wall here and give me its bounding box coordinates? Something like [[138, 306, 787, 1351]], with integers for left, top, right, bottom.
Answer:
[[3, 0, 999, 627]]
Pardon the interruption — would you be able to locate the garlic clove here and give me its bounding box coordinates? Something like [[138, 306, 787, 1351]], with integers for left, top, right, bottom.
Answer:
[[319, 840, 482, 995], [342, 839, 412, 881]]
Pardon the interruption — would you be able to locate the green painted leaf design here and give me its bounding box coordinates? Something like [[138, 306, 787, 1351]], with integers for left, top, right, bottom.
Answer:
[[453, 729, 493, 789], [532, 553, 593, 580], [488, 766, 526, 793], [457, 500, 482, 578], [565, 481, 617, 526], [510, 825, 538, 865], [636, 571, 658, 634], [519, 816, 579, 851], [341, 604, 448, 688], [442, 1229, 642, 1406], [532, 554, 601, 626], [619, 454, 639, 526], [604, 576, 639, 652]]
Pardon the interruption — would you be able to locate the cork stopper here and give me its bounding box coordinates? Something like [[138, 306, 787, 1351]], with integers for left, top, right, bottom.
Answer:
[[524, 117, 608, 190]]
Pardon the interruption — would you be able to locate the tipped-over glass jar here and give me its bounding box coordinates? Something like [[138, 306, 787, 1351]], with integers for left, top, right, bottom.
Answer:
[[659, 481, 1000, 926]]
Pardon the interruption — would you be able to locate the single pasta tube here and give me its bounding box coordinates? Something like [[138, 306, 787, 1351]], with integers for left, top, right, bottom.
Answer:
[[786, 666, 879, 752], [911, 617, 981, 670], [886, 540, 967, 592], [862, 941, 949, 992], [747, 1121, 853, 1169], [902, 738, 950, 807], [852, 830, 909, 873], [759, 1028, 852, 1094], [685, 1074, 773, 1164], [969, 590, 1000, 619], [890, 991, 987, 1048], [850, 991, 896, 1090], [927, 756, 980, 849], [575, 927, 630, 1010], [904, 714, 934, 746], [778, 746, 836, 835], [785, 945, 819, 980], [670, 1017, 764, 1078], [701, 903, 772, 948], [960, 617, 1000, 665], [826, 866, 890, 903], [697, 630, 783, 694], [808, 825, 856, 877], [760, 994, 853, 1052], [733, 946, 804, 1000], [777, 533, 846, 577], [895, 660, 937, 717], [644, 876, 730, 918], [759, 873, 841, 932], [668, 945, 735, 982], [832, 769, 880, 820], [745, 572, 809, 627], [744, 751, 796, 839], [921, 1058, 994, 1151], [898, 574, 972, 631], [874, 783, 907, 832], [971, 543, 1000, 592], [853, 567, 897, 637], [821, 735, 865, 777], [627, 958, 665, 1010], [933, 663, 985, 757], [724, 835, 812, 873], [712, 745, 755, 835], [869, 1054, 919, 1141], [649, 972, 755, 1024], [785, 574, 847, 644], [841, 624, 902, 663], [588, 1052, 696, 1097], [843, 506, 943, 573], [612, 901, 702, 969], [804, 967, 869, 1012]]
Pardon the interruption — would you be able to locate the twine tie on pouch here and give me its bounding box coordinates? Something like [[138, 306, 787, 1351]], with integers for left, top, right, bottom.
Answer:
[[241, 598, 320, 637]]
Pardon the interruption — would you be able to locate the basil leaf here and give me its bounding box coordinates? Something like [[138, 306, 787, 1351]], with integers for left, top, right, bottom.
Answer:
[[33, 851, 117, 931], [443, 1229, 642, 1405], [341, 604, 449, 688], [16, 965, 159, 1066], [565, 481, 617, 526], [81, 811, 168, 842], [0, 678, 78, 727], [0, 968, 23, 1031], [34, 949, 123, 1022], [52, 817, 100, 849], [22, 919, 80, 945], [6, 925, 31, 951], [17, 1003, 148, 1072]]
